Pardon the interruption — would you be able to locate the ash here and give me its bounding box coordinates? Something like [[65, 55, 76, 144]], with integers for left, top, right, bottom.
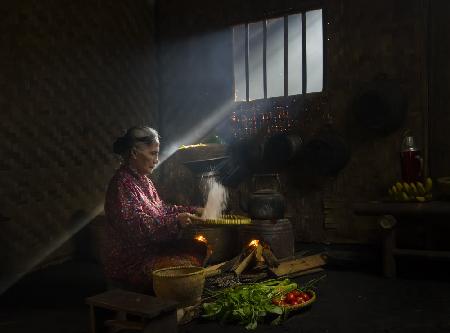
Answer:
[[205, 272, 241, 291]]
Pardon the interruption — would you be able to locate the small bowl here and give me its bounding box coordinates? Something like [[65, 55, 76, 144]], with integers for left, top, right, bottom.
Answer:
[[152, 266, 205, 306]]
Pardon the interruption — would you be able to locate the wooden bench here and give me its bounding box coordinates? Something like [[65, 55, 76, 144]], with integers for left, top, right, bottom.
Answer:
[[86, 289, 178, 333]]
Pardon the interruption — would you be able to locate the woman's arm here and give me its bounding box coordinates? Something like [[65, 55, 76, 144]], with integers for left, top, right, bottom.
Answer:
[[106, 178, 182, 244], [163, 203, 201, 216]]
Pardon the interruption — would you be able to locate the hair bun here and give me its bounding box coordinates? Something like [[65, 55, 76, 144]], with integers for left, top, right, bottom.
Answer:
[[113, 136, 130, 155]]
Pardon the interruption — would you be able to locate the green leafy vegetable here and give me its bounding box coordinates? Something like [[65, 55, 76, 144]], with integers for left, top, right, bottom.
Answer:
[[202, 278, 297, 330]]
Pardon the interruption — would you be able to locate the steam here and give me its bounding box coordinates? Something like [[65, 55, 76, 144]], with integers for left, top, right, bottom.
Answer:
[[201, 176, 228, 220]]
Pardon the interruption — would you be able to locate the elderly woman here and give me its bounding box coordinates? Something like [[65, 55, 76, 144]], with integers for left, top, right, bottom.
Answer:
[[102, 126, 205, 292]]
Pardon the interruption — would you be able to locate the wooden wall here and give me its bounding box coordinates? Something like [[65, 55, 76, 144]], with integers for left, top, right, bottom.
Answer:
[[155, 0, 432, 244]]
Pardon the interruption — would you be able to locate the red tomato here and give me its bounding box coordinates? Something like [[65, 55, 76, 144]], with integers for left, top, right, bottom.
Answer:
[[286, 292, 296, 302], [290, 300, 299, 306], [292, 290, 302, 297], [300, 292, 311, 301]]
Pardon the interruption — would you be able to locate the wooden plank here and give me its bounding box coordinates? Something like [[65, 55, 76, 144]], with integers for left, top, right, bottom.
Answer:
[[393, 248, 450, 259], [353, 201, 450, 217], [269, 253, 327, 277]]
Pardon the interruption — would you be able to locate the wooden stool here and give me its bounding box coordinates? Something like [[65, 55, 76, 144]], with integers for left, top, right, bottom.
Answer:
[[86, 289, 178, 333]]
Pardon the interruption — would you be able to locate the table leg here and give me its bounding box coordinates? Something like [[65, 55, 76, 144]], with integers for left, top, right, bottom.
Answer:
[[89, 305, 97, 333], [379, 215, 397, 278]]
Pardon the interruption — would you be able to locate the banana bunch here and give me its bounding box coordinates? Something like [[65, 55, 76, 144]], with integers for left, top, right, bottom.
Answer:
[[388, 178, 433, 202]]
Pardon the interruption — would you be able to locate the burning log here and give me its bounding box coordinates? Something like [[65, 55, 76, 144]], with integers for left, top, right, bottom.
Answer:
[[234, 248, 255, 276], [230, 247, 250, 272], [194, 234, 213, 267], [262, 247, 279, 268], [204, 252, 244, 278]]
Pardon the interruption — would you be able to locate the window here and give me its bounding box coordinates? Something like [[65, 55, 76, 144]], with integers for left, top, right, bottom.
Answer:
[[233, 9, 324, 102]]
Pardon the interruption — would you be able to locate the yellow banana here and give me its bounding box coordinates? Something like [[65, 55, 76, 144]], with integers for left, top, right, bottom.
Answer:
[[392, 185, 398, 194], [425, 177, 433, 193], [403, 183, 411, 195], [415, 196, 426, 202], [396, 182, 404, 192], [416, 182, 426, 196], [401, 192, 410, 201], [409, 183, 418, 196]]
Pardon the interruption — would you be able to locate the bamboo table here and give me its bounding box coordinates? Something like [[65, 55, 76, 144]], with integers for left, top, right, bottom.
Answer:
[[353, 201, 450, 278]]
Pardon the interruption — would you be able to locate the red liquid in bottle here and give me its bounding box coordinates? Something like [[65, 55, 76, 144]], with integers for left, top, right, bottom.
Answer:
[[400, 149, 422, 183]]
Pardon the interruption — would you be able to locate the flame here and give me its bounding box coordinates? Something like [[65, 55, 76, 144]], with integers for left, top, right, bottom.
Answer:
[[195, 235, 207, 244], [248, 239, 259, 248]]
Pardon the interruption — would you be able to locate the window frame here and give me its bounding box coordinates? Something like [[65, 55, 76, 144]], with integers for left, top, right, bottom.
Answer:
[[232, 4, 327, 103]]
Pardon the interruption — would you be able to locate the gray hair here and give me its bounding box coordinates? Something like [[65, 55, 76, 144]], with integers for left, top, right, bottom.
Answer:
[[113, 126, 159, 158]]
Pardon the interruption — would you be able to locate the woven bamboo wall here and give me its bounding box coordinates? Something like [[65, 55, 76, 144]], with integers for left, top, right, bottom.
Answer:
[[0, 0, 159, 284]]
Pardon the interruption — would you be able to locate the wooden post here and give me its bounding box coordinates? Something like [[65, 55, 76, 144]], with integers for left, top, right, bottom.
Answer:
[[379, 215, 397, 278], [89, 305, 96, 333]]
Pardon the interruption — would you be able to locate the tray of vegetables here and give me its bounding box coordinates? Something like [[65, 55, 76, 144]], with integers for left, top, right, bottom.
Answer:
[[272, 289, 316, 310], [201, 275, 324, 330]]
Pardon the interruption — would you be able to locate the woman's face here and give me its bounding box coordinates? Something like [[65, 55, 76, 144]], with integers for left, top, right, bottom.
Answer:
[[131, 142, 160, 175]]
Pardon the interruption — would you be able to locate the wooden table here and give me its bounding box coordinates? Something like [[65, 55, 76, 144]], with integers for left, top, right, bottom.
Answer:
[[86, 289, 178, 333], [353, 201, 450, 278]]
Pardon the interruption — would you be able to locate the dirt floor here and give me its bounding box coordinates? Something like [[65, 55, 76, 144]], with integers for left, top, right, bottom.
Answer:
[[1, 245, 450, 333]]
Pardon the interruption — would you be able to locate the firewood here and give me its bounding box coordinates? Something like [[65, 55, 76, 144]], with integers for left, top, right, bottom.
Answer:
[[202, 245, 214, 267], [255, 244, 264, 262], [204, 262, 227, 278], [234, 249, 255, 276], [230, 248, 248, 272], [262, 247, 279, 268], [269, 253, 327, 277]]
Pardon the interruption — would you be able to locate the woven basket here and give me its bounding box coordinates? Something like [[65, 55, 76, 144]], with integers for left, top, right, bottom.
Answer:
[[279, 290, 317, 312], [152, 266, 205, 306]]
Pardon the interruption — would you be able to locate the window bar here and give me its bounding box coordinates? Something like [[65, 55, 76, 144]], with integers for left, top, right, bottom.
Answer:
[[263, 20, 267, 99], [245, 23, 250, 102], [322, 8, 328, 91], [301, 12, 307, 95], [284, 15, 289, 97]]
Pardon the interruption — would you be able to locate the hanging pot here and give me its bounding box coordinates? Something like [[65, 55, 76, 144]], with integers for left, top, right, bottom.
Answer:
[[352, 79, 407, 135], [302, 126, 350, 177], [263, 133, 303, 170]]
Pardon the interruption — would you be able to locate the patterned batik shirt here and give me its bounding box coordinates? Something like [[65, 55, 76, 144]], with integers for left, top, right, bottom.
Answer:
[[102, 164, 198, 289]]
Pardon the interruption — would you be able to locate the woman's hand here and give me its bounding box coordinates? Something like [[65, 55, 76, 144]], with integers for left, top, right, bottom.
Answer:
[[177, 212, 205, 228], [195, 207, 205, 217]]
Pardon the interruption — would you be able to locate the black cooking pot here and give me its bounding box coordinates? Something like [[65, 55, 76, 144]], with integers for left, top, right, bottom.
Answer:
[[248, 189, 285, 220], [240, 174, 285, 220]]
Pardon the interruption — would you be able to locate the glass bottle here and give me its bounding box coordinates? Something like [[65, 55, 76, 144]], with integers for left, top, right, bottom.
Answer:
[[400, 135, 423, 183]]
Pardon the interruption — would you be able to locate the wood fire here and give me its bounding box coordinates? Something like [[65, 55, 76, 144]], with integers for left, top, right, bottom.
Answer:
[[194, 235, 207, 244]]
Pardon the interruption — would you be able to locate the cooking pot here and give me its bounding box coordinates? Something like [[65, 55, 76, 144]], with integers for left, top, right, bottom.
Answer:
[[240, 174, 285, 220]]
